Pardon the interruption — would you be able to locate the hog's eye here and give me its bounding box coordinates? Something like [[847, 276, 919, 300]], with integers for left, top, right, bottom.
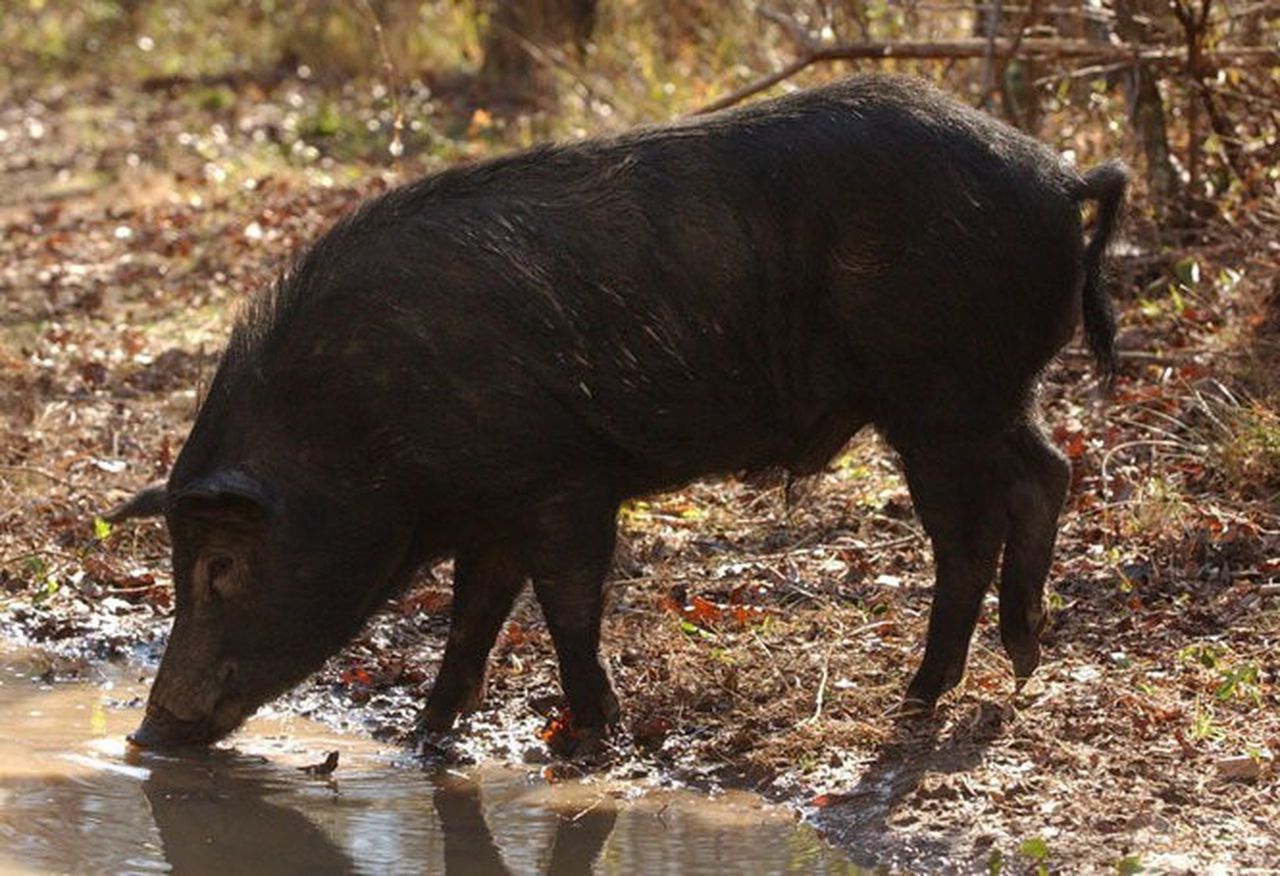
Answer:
[[204, 553, 238, 602]]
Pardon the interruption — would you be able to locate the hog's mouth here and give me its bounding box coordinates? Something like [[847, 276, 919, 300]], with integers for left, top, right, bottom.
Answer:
[[127, 697, 249, 750]]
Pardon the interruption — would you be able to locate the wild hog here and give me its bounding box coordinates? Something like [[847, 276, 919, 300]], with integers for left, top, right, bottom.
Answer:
[[109, 73, 1127, 748]]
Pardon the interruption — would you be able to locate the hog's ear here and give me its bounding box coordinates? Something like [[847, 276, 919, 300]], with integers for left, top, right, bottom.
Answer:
[[103, 483, 168, 523], [173, 469, 274, 525]]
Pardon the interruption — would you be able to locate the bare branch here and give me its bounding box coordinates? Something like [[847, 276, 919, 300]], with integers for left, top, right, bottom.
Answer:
[[1032, 60, 1132, 87], [692, 56, 815, 115], [691, 26, 1278, 116], [805, 38, 1274, 65], [758, 6, 819, 52]]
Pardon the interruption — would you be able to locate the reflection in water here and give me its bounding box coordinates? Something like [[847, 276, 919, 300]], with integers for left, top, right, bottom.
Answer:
[[433, 773, 619, 876], [142, 753, 357, 875], [543, 804, 618, 876], [435, 775, 510, 874], [0, 654, 859, 874]]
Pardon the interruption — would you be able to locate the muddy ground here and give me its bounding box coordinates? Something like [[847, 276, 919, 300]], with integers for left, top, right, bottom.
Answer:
[[2, 80, 1278, 873]]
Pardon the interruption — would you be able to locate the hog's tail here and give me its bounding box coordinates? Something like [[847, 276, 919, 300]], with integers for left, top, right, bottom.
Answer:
[[1075, 160, 1130, 382]]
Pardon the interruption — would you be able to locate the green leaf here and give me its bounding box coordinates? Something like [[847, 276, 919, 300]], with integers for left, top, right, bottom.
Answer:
[[1019, 836, 1050, 861], [23, 555, 48, 578], [93, 516, 112, 541], [708, 646, 735, 664], [32, 575, 60, 604], [1214, 665, 1260, 702], [1117, 854, 1143, 875], [1173, 257, 1200, 287], [678, 619, 717, 641]]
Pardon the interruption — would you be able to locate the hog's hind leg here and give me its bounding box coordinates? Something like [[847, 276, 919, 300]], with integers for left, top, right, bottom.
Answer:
[[997, 420, 1070, 684], [418, 545, 527, 733], [897, 435, 1011, 712], [528, 492, 622, 733]]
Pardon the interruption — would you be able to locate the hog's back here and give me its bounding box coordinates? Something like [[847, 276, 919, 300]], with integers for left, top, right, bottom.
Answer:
[[267, 75, 1086, 502]]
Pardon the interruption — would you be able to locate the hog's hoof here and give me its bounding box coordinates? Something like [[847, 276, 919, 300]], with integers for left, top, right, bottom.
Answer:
[[1006, 641, 1041, 687], [599, 690, 622, 728], [902, 657, 965, 715], [415, 704, 460, 736], [563, 726, 618, 765], [542, 712, 618, 763], [888, 697, 937, 721], [459, 679, 488, 716], [416, 729, 470, 764], [1003, 611, 1047, 686]]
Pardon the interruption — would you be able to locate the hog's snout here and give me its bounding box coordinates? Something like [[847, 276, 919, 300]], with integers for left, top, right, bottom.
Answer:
[[128, 703, 216, 749], [128, 695, 247, 750]]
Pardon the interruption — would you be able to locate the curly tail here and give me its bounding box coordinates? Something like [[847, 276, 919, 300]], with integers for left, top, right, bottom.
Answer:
[[1076, 161, 1130, 382]]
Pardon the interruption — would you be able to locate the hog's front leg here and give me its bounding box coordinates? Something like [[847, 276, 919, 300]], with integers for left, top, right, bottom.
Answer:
[[418, 545, 527, 733], [528, 489, 622, 737]]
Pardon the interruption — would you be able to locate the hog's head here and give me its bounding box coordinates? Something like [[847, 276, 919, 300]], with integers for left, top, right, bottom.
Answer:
[[108, 466, 419, 749]]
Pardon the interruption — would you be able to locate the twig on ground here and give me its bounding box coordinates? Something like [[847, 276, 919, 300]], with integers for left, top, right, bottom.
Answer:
[[1100, 439, 1201, 499], [0, 465, 79, 491], [568, 797, 605, 822], [1060, 348, 1197, 367], [1112, 415, 1207, 451], [0, 548, 84, 569], [809, 646, 832, 722]]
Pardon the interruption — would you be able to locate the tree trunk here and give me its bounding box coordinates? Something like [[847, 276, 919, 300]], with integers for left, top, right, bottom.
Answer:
[[972, 0, 1043, 133], [1113, 0, 1181, 217], [479, 0, 597, 101]]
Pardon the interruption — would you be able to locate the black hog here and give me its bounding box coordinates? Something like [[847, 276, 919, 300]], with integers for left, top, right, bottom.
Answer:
[[110, 73, 1126, 748]]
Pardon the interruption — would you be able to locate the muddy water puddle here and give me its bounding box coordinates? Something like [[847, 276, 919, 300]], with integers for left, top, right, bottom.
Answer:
[[0, 651, 859, 874]]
